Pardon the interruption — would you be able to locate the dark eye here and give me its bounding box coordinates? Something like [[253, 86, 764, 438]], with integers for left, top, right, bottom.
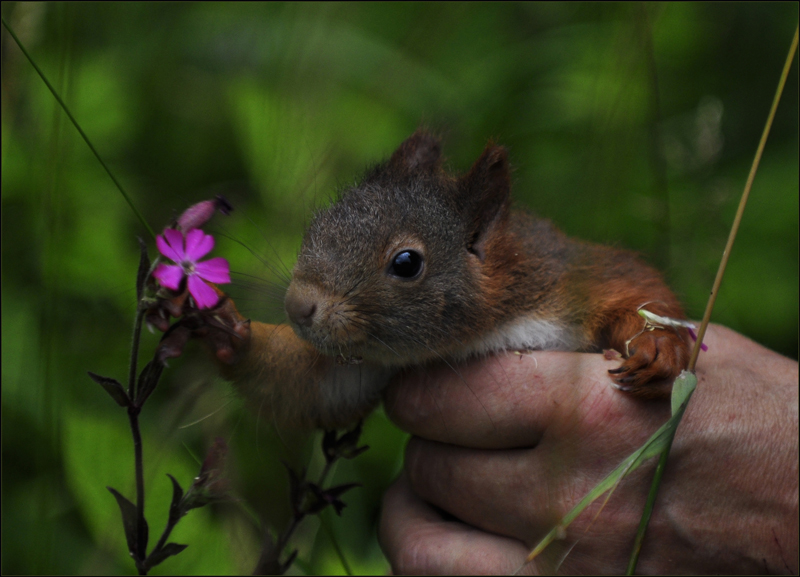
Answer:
[[389, 250, 423, 279]]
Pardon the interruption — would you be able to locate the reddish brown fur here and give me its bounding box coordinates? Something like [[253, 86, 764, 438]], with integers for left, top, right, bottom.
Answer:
[[196, 131, 692, 428]]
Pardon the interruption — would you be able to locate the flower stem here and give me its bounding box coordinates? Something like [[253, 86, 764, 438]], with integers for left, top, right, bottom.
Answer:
[[128, 406, 147, 572], [129, 309, 145, 400], [127, 308, 148, 572], [688, 24, 797, 372], [147, 513, 180, 568]]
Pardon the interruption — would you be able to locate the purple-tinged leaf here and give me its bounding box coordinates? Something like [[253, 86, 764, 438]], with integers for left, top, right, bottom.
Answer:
[[157, 324, 193, 363], [88, 371, 130, 407], [136, 237, 151, 303], [323, 421, 369, 462], [108, 486, 147, 559], [146, 542, 188, 569], [135, 358, 165, 407], [181, 438, 230, 511], [306, 482, 360, 516], [167, 474, 185, 523]]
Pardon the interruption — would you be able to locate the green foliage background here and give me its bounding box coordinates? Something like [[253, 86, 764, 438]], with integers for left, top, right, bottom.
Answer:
[[2, 3, 797, 574]]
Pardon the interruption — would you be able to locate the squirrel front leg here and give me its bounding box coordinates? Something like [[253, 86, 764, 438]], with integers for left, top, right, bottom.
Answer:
[[576, 260, 693, 398], [183, 295, 389, 429]]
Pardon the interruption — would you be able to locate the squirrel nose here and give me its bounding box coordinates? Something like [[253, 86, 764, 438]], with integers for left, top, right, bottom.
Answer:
[[285, 292, 317, 327]]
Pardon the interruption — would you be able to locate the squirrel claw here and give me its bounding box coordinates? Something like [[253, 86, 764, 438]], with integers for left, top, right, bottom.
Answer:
[[609, 328, 691, 399]]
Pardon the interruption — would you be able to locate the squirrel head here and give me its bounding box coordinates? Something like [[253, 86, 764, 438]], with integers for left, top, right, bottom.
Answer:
[[285, 130, 514, 365]]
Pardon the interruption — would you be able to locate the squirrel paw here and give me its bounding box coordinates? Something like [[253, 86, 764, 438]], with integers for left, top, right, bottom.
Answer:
[[607, 329, 690, 398], [149, 289, 251, 365]]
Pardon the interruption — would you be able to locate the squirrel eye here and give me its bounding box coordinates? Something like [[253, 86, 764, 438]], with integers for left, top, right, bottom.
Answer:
[[389, 250, 423, 279]]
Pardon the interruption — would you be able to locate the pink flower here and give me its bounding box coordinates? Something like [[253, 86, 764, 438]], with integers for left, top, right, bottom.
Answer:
[[152, 228, 231, 309]]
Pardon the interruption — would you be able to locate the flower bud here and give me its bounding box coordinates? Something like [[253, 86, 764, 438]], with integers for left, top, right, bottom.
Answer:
[[176, 196, 233, 232]]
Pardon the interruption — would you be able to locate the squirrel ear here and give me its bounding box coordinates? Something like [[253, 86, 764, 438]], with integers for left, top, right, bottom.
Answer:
[[389, 130, 442, 173], [459, 143, 511, 262]]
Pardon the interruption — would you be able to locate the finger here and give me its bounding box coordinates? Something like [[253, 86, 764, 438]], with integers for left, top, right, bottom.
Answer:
[[402, 436, 558, 543], [383, 350, 656, 448], [380, 472, 530, 575]]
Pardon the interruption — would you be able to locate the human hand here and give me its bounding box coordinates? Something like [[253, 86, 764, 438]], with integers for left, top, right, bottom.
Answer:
[[379, 324, 799, 574]]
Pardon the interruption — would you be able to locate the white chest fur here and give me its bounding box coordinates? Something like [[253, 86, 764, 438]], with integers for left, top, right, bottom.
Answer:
[[461, 315, 586, 358], [319, 315, 586, 417]]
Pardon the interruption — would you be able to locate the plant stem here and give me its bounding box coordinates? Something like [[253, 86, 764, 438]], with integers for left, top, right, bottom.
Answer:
[[127, 308, 148, 572], [626, 24, 799, 576], [129, 310, 145, 399], [147, 514, 180, 566], [688, 24, 798, 372], [128, 407, 147, 573], [318, 460, 334, 486]]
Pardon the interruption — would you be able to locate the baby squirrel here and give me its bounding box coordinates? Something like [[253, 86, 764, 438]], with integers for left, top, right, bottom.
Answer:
[[205, 130, 691, 429]]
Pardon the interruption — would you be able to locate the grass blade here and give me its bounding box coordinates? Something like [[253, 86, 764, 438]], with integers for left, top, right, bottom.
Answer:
[[1, 15, 156, 240], [524, 372, 696, 566]]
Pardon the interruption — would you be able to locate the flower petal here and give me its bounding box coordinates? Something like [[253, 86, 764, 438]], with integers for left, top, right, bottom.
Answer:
[[187, 275, 219, 309], [157, 229, 186, 262], [686, 327, 709, 352], [184, 229, 215, 261], [152, 263, 184, 290], [195, 257, 231, 284]]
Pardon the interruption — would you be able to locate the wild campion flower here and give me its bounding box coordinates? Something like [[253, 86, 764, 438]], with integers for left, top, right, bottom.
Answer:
[[153, 228, 231, 309]]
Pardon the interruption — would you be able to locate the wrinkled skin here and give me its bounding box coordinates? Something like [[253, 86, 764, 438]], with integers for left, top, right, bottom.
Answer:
[[379, 324, 799, 574]]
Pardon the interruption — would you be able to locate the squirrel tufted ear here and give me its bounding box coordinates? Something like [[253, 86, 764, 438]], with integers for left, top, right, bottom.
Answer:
[[458, 143, 512, 262], [388, 129, 442, 173]]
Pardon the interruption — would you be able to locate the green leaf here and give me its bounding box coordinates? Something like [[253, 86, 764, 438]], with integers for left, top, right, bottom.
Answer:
[[671, 370, 697, 416]]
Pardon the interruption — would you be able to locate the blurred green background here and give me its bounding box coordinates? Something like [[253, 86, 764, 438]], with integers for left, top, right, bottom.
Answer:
[[2, 2, 797, 574]]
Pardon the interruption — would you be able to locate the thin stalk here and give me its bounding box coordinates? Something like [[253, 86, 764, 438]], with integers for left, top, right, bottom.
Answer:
[[127, 308, 148, 572], [129, 310, 145, 399], [689, 24, 798, 372], [275, 459, 336, 559], [320, 512, 353, 576], [148, 515, 180, 566], [1, 16, 156, 240], [626, 24, 799, 575], [128, 407, 147, 573], [316, 459, 352, 575]]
